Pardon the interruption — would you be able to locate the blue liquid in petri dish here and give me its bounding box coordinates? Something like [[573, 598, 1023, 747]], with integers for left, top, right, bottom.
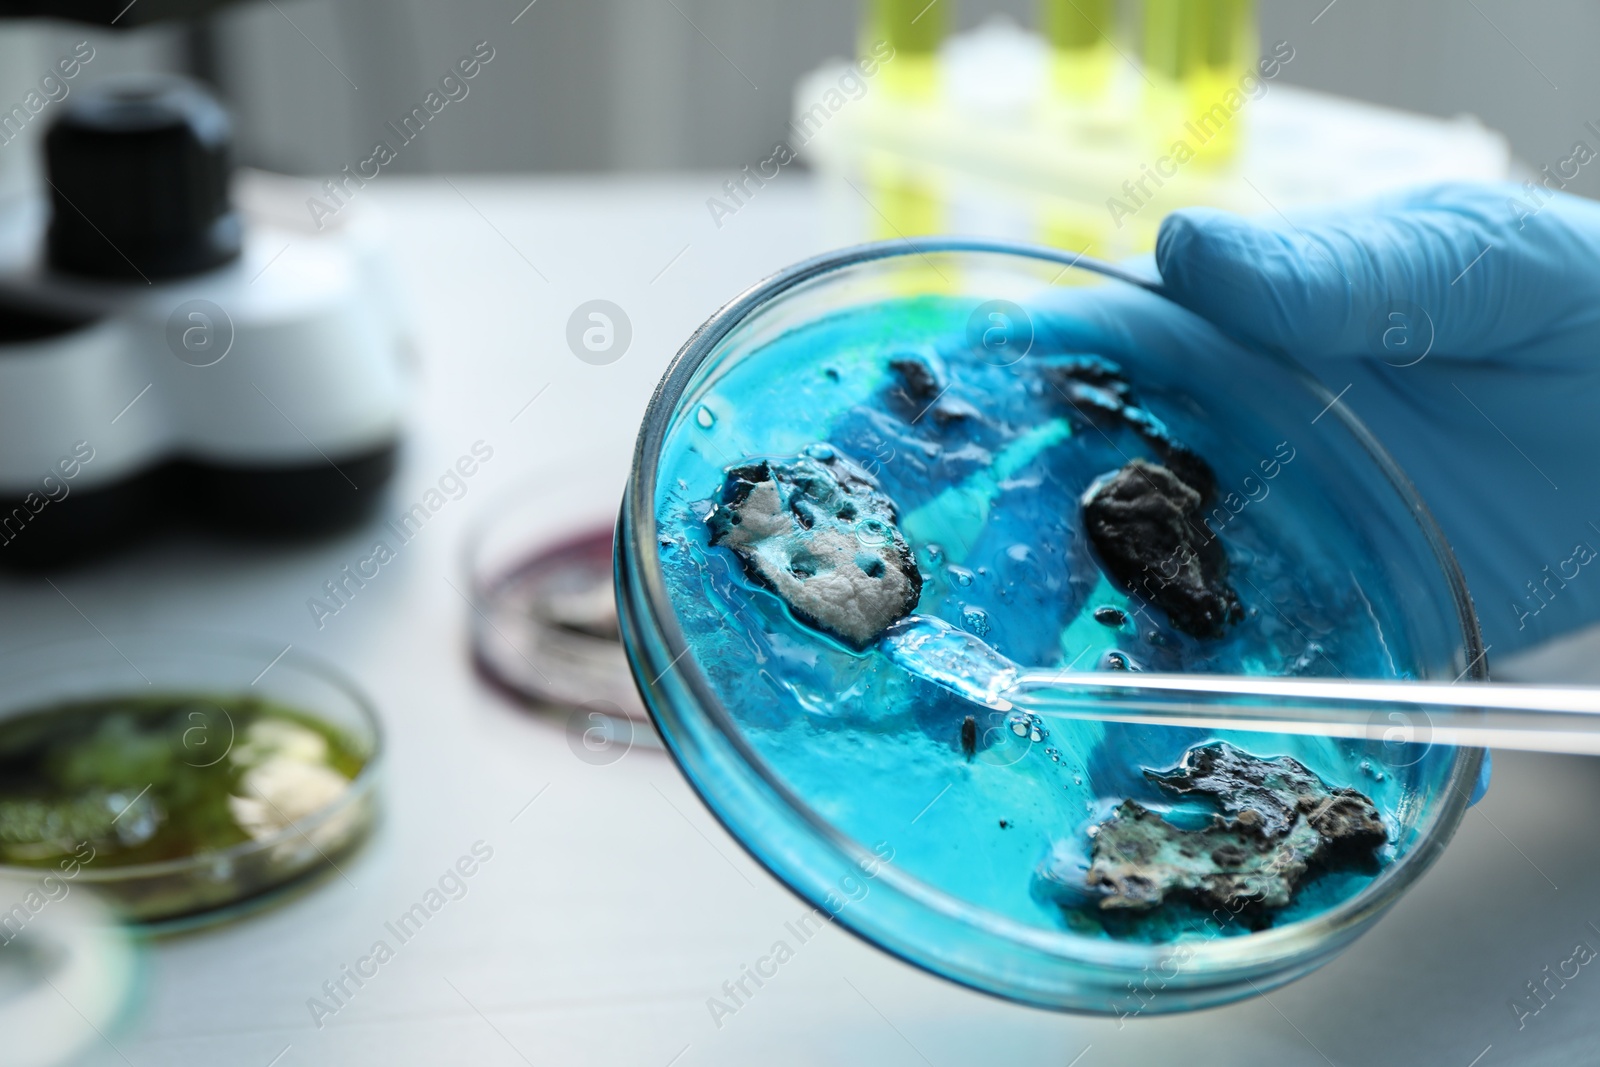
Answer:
[[654, 294, 1427, 943]]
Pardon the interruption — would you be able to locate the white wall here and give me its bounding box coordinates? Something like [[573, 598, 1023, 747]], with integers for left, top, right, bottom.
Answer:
[[1260, 0, 1600, 196], [210, 0, 863, 174]]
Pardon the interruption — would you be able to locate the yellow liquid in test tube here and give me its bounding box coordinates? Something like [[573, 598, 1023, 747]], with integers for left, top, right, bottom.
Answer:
[[1042, 0, 1116, 101], [1141, 0, 1256, 165], [862, 0, 949, 98], [858, 0, 949, 260]]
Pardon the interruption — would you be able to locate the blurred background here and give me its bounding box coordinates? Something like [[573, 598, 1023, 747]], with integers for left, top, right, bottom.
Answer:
[[0, 0, 1586, 183], [4, 4, 1599, 1065]]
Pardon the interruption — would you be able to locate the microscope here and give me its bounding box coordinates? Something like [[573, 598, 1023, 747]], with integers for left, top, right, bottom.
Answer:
[[0, 1, 406, 566]]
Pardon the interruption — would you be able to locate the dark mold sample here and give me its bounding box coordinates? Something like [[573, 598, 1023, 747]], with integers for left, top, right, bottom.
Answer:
[[1101, 651, 1136, 671], [1040, 356, 1217, 502], [706, 445, 922, 649], [1086, 742, 1387, 917], [1083, 459, 1243, 639], [1093, 606, 1127, 628], [888, 355, 942, 405], [886, 355, 975, 426]]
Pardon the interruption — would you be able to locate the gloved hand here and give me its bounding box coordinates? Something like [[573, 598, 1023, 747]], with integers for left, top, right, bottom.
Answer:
[[1027, 182, 1600, 804], [1152, 182, 1600, 663]]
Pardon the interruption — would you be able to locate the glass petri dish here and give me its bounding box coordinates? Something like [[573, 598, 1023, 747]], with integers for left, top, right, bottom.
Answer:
[[0, 870, 140, 1067], [464, 473, 660, 762], [616, 239, 1486, 1014], [0, 632, 381, 928], [464, 471, 650, 726]]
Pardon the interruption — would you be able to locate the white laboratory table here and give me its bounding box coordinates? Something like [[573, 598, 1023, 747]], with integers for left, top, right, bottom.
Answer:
[[8, 175, 1600, 1067]]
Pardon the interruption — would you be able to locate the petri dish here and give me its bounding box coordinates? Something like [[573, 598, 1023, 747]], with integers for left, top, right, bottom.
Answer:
[[0, 632, 381, 927], [615, 239, 1485, 1013], [465, 473, 656, 745], [0, 869, 140, 1067]]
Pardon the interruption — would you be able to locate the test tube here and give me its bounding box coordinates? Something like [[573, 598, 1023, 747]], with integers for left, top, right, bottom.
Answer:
[[1042, 0, 1116, 102], [1141, 0, 1256, 164], [1193, 0, 1257, 161], [1140, 0, 1199, 84], [862, 0, 949, 98], [857, 0, 949, 247]]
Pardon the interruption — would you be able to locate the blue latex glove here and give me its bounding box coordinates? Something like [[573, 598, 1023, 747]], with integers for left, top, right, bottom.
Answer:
[[1154, 182, 1600, 663], [1029, 182, 1600, 804]]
